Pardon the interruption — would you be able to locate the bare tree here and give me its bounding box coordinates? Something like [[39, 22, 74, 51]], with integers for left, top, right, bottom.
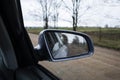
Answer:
[[28, 0, 62, 29], [72, 0, 81, 31], [62, 0, 81, 31], [62, 0, 91, 31], [39, 0, 54, 29], [72, 36, 79, 45], [52, 0, 62, 28]]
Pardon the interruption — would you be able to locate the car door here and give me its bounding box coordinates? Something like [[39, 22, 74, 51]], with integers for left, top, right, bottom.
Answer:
[[0, 0, 60, 80]]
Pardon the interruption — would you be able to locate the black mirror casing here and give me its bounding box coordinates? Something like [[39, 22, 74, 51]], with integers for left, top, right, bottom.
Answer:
[[34, 31, 50, 61], [35, 29, 94, 62]]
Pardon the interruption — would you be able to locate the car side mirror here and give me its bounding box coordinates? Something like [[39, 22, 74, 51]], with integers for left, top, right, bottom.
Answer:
[[35, 29, 94, 62]]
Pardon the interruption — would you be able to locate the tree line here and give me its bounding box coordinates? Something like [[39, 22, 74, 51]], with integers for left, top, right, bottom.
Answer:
[[31, 0, 120, 31], [31, 0, 91, 31]]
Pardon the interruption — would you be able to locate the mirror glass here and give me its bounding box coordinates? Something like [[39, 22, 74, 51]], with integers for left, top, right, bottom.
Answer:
[[45, 32, 89, 59]]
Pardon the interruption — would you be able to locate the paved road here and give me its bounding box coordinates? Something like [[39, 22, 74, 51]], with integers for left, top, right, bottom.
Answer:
[[29, 33, 120, 80]]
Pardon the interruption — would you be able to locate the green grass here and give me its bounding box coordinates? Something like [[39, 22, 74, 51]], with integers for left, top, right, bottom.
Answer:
[[26, 27, 44, 34], [93, 37, 120, 50], [58, 27, 100, 32], [26, 27, 120, 51]]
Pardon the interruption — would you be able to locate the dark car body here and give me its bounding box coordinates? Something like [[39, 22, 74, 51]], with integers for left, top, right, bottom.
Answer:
[[0, 0, 60, 80]]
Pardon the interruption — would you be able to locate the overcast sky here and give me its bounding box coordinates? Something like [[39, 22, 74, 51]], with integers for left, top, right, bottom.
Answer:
[[20, 0, 120, 27]]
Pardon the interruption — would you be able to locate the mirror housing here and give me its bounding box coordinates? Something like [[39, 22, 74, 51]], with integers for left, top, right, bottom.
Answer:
[[35, 29, 94, 62]]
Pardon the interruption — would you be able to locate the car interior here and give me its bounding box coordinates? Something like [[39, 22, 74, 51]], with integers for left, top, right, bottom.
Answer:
[[0, 15, 17, 80], [0, 12, 52, 80], [0, 0, 59, 80]]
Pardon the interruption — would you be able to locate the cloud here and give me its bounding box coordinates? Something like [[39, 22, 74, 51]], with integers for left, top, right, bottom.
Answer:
[[20, 0, 120, 27]]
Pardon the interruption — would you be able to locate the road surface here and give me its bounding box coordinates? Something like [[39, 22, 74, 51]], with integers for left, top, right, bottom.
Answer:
[[29, 33, 120, 80]]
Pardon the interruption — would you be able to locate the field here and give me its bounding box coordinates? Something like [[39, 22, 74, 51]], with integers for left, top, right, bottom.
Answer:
[[26, 27, 120, 51]]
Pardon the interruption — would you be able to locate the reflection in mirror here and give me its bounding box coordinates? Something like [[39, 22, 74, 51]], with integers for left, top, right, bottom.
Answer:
[[45, 32, 88, 59]]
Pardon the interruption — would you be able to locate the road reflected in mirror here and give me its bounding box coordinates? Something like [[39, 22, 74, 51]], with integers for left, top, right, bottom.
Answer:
[[45, 32, 88, 59]]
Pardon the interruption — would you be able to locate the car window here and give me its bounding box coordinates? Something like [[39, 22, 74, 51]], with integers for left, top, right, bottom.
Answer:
[[20, 0, 120, 80], [20, 0, 120, 54]]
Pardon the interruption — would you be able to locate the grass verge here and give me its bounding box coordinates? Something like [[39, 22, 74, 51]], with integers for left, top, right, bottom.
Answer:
[[25, 27, 120, 51]]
